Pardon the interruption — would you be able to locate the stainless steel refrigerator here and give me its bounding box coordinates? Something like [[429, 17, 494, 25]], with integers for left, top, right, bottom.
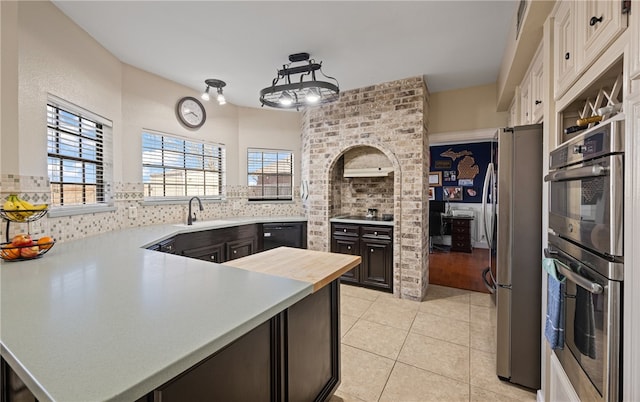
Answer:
[[481, 124, 542, 390]]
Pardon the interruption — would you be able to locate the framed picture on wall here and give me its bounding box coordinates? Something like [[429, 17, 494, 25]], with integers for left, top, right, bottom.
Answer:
[[443, 186, 463, 201], [428, 187, 435, 200], [428, 171, 442, 187]]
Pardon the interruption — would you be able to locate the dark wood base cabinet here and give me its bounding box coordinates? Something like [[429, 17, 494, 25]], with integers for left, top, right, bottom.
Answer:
[[1, 282, 340, 402], [331, 223, 393, 292]]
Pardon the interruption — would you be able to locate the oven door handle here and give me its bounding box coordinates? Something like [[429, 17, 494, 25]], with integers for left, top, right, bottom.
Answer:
[[544, 248, 604, 294], [543, 164, 606, 182]]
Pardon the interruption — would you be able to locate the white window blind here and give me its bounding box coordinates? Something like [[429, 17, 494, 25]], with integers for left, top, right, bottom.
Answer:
[[142, 131, 225, 199], [47, 98, 112, 207], [247, 148, 293, 201]]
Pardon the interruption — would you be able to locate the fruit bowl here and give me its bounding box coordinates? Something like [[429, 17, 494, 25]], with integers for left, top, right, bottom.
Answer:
[[1, 239, 55, 262], [0, 208, 48, 223]]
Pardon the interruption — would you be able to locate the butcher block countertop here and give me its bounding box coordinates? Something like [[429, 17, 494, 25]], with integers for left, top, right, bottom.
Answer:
[[225, 247, 361, 292]]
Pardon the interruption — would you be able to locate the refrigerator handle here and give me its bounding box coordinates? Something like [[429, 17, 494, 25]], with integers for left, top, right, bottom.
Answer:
[[482, 162, 495, 248], [481, 267, 496, 293]]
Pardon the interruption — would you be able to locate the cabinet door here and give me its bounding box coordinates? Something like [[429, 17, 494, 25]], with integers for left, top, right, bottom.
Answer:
[[332, 236, 360, 283], [519, 73, 531, 125], [360, 239, 392, 291], [554, 0, 577, 99], [181, 242, 225, 263], [226, 237, 257, 261], [630, 0, 640, 80], [530, 45, 544, 123], [154, 319, 275, 402], [578, 0, 627, 71]]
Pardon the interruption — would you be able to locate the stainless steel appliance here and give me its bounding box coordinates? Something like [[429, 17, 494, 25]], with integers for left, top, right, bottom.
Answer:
[[545, 234, 623, 402], [481, 124, 543, 390], [546, 117, 624, 259], [544, 117, 624, 402]]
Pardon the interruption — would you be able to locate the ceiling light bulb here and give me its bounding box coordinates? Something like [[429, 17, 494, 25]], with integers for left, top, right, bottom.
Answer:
[[216, 88, 226, 105], [279, 91, 293, 106], [306, 88, 321, 103], [201, 86, 211, 101]]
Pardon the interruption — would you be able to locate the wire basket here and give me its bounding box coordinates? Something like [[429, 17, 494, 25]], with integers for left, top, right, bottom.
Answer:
[[0, 208, 48, 223], [1, 239, 55, 262]]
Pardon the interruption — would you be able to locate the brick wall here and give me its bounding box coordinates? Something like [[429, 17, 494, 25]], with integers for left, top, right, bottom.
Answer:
[[301, 76, 431, 300]]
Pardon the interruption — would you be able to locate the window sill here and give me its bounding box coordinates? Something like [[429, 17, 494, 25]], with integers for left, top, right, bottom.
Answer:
[[48, 204, 117, 218], [248, 199, 295, 204]]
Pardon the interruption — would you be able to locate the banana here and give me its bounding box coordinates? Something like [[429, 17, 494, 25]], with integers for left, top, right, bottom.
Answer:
[[14, 195, 48, 211], [2, 196, 22, 221]]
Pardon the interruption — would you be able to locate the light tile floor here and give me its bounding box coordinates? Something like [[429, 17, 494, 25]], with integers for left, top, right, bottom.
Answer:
[[330, 284, 537, 402]]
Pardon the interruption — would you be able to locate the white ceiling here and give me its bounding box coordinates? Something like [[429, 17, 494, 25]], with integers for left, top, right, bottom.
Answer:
[[52, 1, 518, 109]]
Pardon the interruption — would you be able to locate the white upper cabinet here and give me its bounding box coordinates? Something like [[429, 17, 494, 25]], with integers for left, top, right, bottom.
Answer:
[[520, 72, 532, 124], [630, 0, 640, 80], [553, 0, 627, 100], [554, 1, 577, 99], [578, 0, 628, 69], [530, 45, 544, 123]]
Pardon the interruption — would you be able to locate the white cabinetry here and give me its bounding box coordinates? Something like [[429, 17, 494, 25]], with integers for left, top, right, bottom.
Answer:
[[553, 0, 627, 100], [630, 0, 640, 80], [519, 72, 531, 124], [554, 0, 577, 99], [530, 45, 545, 123], [549, 353, 581, 402], [579, 0, 628, 68]]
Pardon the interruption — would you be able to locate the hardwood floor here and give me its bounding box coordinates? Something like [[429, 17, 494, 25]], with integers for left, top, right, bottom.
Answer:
[[428, 247, 492, 293]]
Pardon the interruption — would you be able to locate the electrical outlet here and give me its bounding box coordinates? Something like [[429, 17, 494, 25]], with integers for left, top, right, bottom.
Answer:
[[128, 206, 138, 219]]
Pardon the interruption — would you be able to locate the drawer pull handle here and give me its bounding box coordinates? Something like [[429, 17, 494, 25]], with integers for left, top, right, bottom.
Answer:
[[565, 52, 570, 60], [535, 100, 542, 105], [589, 15, 603, 26], [374, 231, 378, 235], [343, 229, 347, 232], [370, 249, 374, 253], [211, 256, 215, 261], [347, 246, 351, 250], [233, 250, 237, 254]]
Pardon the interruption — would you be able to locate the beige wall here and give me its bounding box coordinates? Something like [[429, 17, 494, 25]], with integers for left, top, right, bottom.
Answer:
[[237, 107, 302, 186], [4, 0, 301, 187], [429, 83, 508, 134]]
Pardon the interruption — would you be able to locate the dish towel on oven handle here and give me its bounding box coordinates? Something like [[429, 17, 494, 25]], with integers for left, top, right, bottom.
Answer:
[[574, 285, 597, 359], [543, 258, 566, 350]]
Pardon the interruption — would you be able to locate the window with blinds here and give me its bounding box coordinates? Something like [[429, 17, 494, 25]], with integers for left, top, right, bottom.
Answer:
[[247, 149, 293, 201], [142, 131, 225, 199], [47, 102, 111, 206]]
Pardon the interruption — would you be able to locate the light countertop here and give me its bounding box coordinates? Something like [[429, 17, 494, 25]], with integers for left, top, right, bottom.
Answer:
[[0, 216, 328, 402]]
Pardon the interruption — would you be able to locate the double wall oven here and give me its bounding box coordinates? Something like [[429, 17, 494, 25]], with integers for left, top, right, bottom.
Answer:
[[544, 116, 624, 402]]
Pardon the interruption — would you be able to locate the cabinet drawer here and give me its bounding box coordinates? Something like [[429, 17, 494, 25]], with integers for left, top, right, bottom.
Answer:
[[332, 223, 359, 237], [361, 226, 392, 240], [452, 226, 470, 235], [452, 219, 470, 228]]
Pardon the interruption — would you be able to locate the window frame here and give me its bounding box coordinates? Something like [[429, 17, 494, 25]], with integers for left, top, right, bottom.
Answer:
[[46, 95, 113, 215], [247, 148, 294, 202], [141, 130, 226, 202]]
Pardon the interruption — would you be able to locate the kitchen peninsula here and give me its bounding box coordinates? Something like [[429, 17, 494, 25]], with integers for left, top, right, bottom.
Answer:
[[0, 218, 360, 401]]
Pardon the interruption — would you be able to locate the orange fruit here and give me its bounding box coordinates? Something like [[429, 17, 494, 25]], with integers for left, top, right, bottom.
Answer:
[[1, 245, 20, 260], [37, 236, 54, 251]]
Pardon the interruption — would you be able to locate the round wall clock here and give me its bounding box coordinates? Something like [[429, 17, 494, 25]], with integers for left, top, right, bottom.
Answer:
[[176, 96, 206, 129]]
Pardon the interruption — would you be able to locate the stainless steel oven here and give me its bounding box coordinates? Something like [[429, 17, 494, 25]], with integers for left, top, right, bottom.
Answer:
[[545, 117, 624, 258], [545, 116, 624, 402], [546, 234, 623, 402]]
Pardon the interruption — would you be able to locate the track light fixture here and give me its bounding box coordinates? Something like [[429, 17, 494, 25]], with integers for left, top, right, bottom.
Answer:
[[259, 52, 339, 111], [201, 79, 226, 105]]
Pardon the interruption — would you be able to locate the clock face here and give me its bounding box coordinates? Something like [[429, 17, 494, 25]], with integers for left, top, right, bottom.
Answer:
[[177, 97, 206, 129]]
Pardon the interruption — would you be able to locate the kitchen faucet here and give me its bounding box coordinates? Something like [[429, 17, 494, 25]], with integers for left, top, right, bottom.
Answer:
[[187, 196, 204, 225]]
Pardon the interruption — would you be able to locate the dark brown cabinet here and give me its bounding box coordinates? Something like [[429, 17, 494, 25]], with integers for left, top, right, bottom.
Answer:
[[331, 223, 393, 292], [151, 280, 340, 402], [226, 237, 257, 260], [447, 217, 473, 253]]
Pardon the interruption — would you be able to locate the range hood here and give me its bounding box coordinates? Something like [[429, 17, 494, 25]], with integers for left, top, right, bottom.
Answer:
[[343, 167, 393, 177]]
